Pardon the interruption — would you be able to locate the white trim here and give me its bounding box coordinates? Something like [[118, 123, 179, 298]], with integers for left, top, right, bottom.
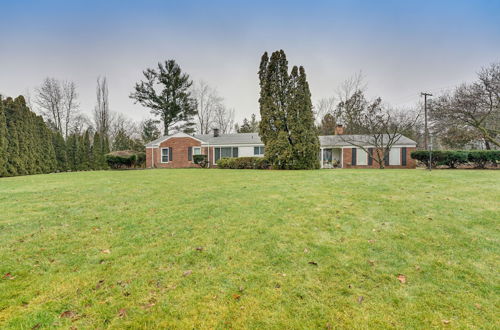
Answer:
[[202, 143, 265, 147], [193, 147, 201, 155], [160, 147, 170, 163], [213, 146, 239, 165]]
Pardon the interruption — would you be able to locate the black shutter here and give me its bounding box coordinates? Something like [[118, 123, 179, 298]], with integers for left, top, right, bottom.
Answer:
[[215, 148, 220, 162], [188, 147, 192, 161], [384, 150, 389, 166], [402, 147, 407, 166], [233, 147, 238, 157], [352, 148, 357, 165], [169, 147, 173, 162], [368, 148, 373, 166]]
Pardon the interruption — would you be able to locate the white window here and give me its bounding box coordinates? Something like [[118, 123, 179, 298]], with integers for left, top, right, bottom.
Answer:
[[254, 146, 265, 155], [193, 147, 201, 155], [389, 147, 401, 165], [357, 148, 368, 165], [161, 148, 169, 163]]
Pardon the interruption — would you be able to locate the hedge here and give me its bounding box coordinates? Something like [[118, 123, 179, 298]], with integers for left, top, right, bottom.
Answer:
[[217, 157, 269, 169], [193, 154, 209, 168], [411, 150, 499, 168], [106, 150, 146, 169]]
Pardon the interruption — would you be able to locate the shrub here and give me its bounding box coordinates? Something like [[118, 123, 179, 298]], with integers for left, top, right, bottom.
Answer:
[[193, 154, 209, 168], [106, 150, 145, 169], [216, 157, 269, 169], [468, 150, 500, 168], [411, 150, 500, 168]]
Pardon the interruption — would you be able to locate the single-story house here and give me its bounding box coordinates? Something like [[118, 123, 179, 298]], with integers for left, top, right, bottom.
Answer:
[[145, 127, 417, 169]]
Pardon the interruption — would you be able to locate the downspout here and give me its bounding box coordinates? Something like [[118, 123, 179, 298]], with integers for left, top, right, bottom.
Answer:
[[207, 142, 210, 168]]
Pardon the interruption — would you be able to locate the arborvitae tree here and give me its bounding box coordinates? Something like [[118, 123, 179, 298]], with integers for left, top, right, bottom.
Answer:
[[66, 133, 79, 171], [92, 131, 109, 170], [258, 50, 319, 169], [0, 97, 7, 176], [52, 131, 68, 172], [287, 66, 320, 169], [78, 130, 91, 170], [35, 114, 56, 173]]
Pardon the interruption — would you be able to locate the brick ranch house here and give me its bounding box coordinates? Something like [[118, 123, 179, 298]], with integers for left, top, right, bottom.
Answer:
[[145, 127, 417, 169]]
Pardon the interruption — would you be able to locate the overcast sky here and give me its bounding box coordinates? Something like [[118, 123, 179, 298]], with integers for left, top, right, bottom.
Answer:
[[1, 0, 499, 124]]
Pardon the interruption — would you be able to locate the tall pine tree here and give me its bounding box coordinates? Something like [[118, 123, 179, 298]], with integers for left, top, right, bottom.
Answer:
[[258, 50, 319, 169]]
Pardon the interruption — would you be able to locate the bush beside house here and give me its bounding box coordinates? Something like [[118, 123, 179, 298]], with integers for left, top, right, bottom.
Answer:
[[106, 150, 146, 169], [217, 157, 269, 169]]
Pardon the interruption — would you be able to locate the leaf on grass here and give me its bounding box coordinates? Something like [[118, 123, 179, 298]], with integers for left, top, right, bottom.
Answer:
[[31, 324, 41, 330], [195, 247, 204, 251], [368, 239, 376, 244], [397, 274, 406, 284], [303, 248, 309, 253], [60, 310, 77, 319], [357, 296, 364, 304], [442, 319, 450, 324], [182, 270, 192, 277], [368, 260, 375, 266], [308, 261, 318, 266], [232, 294, 241, 300], [3, 272, 15, 279], [118, 308, 127, 318], [475, 303, 482, 309], [101, 249, 111, 254]]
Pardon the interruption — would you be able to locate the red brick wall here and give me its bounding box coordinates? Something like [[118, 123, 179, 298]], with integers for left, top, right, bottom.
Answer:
[[342, 147, 416, 169], [146, 137, 202, 168]]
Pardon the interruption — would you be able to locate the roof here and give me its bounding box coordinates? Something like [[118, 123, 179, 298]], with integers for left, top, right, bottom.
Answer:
[[193, 133, 262, 145], [146, 132, 416, 147], [319, 134, 417, 147]]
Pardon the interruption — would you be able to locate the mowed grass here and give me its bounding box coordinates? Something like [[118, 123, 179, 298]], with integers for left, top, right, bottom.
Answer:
[[0, 169, 499, 329]]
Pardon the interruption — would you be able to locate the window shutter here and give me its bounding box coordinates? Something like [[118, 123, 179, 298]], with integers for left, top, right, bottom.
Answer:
[[352, 148, 357, 165], [188, 147, 192, 161], [169, 147, 173, 162], [384, 150, 389, 166], [402, 147, 407, 166], [254, 146, 259, 155], [368, 148, 373, 166], [233, 147, 239, 157], [215, 148, 220, 162]]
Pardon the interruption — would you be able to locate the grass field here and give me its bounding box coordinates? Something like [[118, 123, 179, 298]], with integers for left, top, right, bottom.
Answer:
[[0, 169, 499, 329]]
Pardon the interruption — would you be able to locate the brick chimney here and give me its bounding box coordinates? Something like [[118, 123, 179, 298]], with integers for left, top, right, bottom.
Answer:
[[335, 124, 344, 135], [213, 128, 220, 137]]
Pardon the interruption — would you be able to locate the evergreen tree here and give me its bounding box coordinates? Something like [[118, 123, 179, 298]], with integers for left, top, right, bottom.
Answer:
[[52, 131, 68, 172], [318, 113, 336, 135], [91, 131, 109, 170], [130, 60, 197, 135], [78, 130, 91, 170], [141, 119, 161, 143], [66, 133, 79, 171], [258, 50, 319, 169], [0, 97, 7, 176], [235, 114, 259, 133]]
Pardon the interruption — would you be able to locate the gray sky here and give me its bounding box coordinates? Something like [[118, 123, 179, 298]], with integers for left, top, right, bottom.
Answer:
[[1, 0, 499, 125]]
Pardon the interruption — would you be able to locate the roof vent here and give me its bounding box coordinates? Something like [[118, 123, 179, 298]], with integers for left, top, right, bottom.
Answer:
[[213, 128, 219, 137]]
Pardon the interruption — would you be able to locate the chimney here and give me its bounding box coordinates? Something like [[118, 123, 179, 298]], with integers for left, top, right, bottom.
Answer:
[[335, 124, 344, 135], [213, 128, 220, 137]]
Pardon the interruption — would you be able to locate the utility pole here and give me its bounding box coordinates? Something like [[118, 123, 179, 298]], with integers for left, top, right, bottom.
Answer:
[[421, 92, 432, 150]]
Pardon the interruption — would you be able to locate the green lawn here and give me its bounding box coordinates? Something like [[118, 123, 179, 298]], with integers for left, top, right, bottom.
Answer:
[[0, 169, 499, 329]]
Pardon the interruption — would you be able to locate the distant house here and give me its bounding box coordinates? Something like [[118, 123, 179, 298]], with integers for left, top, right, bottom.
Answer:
[[145, 127, 417, 169]]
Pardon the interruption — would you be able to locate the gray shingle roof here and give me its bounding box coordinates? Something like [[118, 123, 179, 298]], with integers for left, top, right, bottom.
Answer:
[[319, 134, 417, 146], [193, 133, 263, 145], [146, 132, 416, 147]]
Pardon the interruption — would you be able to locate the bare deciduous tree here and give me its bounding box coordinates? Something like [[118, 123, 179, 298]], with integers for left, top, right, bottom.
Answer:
[[192, 81, 224, 134], [315, 96, 336, 123], [94, 76, 110, 138], [339, 92, 420, 168], [213, 104, 234, 134], [35, 78, 79, 139], [431, 63, 500, 149]]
